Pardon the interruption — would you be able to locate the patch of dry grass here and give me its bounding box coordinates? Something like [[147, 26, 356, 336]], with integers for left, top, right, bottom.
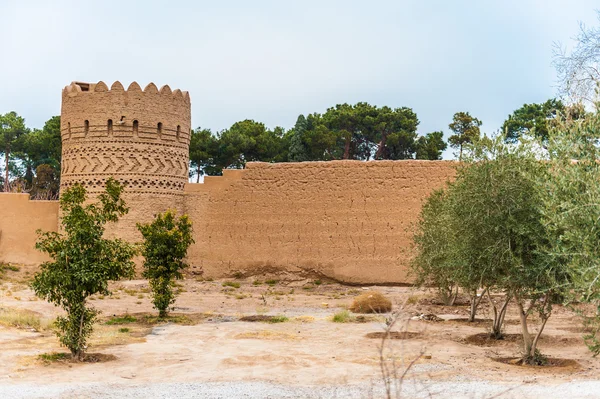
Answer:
[[234, 330, 301, 340], [89, 324, 148, 347], [292, 315, 315, 323], [349, 291, 392, 314], [0, 308, 50, 331]]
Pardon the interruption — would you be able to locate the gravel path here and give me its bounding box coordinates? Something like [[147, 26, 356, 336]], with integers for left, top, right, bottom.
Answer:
[[1, 380, 600, 399]]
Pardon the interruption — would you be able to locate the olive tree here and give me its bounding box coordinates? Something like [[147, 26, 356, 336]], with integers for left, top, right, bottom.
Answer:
[[462, 136, 569, 363], [411, 188, 459, 306], [31, 178, 136, 360], [543, 110, 600, 355], [137, 211, 194, 318]]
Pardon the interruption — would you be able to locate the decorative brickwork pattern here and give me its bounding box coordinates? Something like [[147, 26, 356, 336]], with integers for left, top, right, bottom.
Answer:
[[60, 81, 191, 195]]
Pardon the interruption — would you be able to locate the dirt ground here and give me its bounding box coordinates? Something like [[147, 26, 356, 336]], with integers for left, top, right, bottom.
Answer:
[[1, 266, 599, 398]]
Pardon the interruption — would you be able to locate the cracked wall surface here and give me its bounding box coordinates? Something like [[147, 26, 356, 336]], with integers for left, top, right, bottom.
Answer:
[[0, 161, 455, 283], [184, 160, 456, 284], [0, 194, 58, 265]]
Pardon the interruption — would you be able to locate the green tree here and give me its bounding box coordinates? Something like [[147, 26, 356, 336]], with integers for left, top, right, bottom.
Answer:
[[502, 99, 564, 143], [411, 188, 459, 306], [31, 164, 60, 199], [543, 111, 600, 355], [137, 211, 194, 318], [0, 112, 28, 191], [457, 136, 565, 362], [322, 103, 376, 160], [189, 127, 222, 180], [448, 112, 481, 161], [372, 106, 419, 160], [288, 113, 339, 161], [415, 131, 447, 160], [17, 115, 62, 185], [219, 120, 286, 168], [288, 115, 310, 162], [31, 178, 136, 359]]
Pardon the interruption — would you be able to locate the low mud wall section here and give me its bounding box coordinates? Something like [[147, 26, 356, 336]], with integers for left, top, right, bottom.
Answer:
[[184, 160, 456, 284], [0, 194, 59, 265]]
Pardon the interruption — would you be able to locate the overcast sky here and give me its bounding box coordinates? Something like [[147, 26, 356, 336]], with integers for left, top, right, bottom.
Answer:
[[1, 0, 598, 159]]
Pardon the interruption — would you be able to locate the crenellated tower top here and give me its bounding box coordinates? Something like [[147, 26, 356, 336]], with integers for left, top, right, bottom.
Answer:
[[60, 80, 191, 195]]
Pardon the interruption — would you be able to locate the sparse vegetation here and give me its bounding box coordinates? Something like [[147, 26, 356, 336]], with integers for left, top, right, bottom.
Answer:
[[332, 310, 353, 323], [222, 281, 241, 289], [265, 279, 278, 286], [0, 308, 46, 330], [232, 271, 244, 279], [38, 352, 69, 363], [268, 315, 289, 323], [105, 315, 137, 325]]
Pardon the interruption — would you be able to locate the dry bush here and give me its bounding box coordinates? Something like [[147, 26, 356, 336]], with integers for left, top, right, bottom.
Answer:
[[349, 291, 392, 314]]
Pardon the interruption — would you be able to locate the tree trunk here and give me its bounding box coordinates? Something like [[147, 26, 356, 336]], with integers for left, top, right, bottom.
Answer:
[[439, 285, 458, 306], [196, 165, 201, 183], [375, 132, 388, 159], [468, 288, 487, 322], [458, 143, 463, 162], [528, 293, 551, 364], [4, 147, 9, 192], [516, 298, 533, 360], [488, 290, 511, 339], [343, 136, 351, 159]]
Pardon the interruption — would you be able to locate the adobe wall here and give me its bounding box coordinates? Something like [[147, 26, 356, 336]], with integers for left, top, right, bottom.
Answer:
[[184, 160, 456, 284], [0, 161, 456, 284], [0, 194, 59, 265]]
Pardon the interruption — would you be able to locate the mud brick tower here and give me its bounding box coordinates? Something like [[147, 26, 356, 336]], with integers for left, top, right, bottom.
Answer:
[[60, 81, 191, 240]]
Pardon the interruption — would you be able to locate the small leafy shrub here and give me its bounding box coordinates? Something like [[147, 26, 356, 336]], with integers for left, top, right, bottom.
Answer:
[[31, 179, 136, 360], [314, 279, 322, 285], [222, 281, 241, 289], [349, 291, 392, 314], [118, 327, 130, 333], [267, 315, 289, 323], [105, 315, 137, 325], [39, 352, 68, 363], [0, 263, 20, 273], [332, 310, 353, 323], [138, 211, 194, 318], [265, 279, 278, 286]]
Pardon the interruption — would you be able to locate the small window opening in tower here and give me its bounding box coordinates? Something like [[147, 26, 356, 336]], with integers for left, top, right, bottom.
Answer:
[[68, 122, 71, 134], [176, 125, 181, 139], [84, 120, 89, 134], [133, 120, 139, 134], [108, 119, 113, 134], [75, 82, 90, 91], [157, 122, 163, 135]]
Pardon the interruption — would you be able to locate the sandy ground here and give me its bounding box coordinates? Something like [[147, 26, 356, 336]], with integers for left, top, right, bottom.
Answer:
[[1, 267, 599, 398]]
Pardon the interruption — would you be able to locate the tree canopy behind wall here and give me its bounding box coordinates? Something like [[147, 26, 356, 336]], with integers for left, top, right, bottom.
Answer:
[[189, 102, 449, 177]]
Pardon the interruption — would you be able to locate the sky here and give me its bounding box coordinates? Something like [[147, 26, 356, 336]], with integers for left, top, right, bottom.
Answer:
[[1, 0, 599, 159]]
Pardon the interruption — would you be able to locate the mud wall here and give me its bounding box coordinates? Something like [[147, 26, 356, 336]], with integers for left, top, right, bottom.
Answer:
[[184, 160, 456, 284], [0, 194, 59, 265], [0, 161, 456, 284]]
